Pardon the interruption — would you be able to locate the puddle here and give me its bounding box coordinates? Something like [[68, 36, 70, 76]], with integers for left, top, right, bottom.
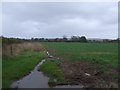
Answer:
[[17, 71, 49, 88]]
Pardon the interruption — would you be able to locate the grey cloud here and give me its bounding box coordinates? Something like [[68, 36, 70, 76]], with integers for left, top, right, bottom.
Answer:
[[2, 2, 118, 39]]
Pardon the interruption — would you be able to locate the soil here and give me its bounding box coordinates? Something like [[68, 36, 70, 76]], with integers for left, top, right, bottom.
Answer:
[[56, 61, 118, 88]]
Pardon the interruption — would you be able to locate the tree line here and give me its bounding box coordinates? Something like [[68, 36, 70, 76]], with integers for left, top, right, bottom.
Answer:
[[1, 36, 119, 44], [31, 36, 87, 42], [1, 36, 24, 44]]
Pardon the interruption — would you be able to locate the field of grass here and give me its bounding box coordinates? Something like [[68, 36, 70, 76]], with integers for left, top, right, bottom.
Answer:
[[2, 51, 46, 88], [41, 42, 118, 68]]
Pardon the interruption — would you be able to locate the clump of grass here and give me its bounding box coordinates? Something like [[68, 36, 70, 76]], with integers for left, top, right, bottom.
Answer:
[[39, 60, 66, 87]]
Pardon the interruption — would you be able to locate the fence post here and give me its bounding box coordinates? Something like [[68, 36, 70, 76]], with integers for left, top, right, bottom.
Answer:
[[11, 45, 13, 55]]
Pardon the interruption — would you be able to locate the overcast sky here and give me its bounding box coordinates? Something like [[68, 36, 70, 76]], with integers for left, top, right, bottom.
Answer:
[[2, 2, 118, 39]]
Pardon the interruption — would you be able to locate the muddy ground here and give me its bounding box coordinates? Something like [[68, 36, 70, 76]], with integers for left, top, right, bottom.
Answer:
[[56, 61, 118, 88]]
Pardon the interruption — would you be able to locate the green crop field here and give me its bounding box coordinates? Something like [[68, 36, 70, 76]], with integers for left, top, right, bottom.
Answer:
[[41, 42, 118, 67]]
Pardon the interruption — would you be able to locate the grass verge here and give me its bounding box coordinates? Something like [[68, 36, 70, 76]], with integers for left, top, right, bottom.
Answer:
[[2, 51, 46, 88]]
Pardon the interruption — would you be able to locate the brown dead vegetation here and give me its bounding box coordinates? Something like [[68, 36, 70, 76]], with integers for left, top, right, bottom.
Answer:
[[2, 42, 45, 57]]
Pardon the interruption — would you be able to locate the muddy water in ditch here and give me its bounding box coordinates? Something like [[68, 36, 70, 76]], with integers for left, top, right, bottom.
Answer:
[[11, 59, 50, 88], [11, 52, 84, 88]]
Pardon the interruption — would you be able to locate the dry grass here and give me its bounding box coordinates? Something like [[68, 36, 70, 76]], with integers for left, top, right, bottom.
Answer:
[[2, 42, 45, 57]]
